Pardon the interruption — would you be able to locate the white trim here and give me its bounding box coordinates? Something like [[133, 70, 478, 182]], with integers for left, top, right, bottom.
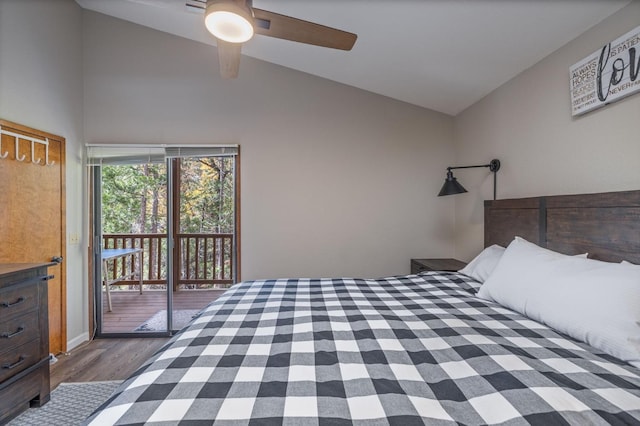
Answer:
[[85, 143, 238, 149], [67, 332, 90, 351], [85, 143, 239, 166]]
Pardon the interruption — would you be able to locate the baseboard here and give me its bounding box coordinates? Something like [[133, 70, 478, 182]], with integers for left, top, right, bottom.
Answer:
[[67, 332, 90, 351]]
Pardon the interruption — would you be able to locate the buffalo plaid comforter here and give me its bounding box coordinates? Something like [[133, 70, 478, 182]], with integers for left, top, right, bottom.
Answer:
[[86, 272, 640, 425]]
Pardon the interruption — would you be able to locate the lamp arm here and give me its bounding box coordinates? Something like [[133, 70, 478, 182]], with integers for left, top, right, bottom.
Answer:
[[447, 164, 491, 171], [447, 159, 500, 172], [445, 159, 500, 200], [447, 159, 500, 173], [493, 169, 497, 201]]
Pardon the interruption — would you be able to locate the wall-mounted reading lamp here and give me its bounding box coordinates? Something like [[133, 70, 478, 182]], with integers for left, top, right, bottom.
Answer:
[[438, 159, 501, 200]]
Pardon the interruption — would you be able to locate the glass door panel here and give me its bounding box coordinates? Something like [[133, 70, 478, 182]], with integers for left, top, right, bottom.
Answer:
[[99, 162, 169, 334], [172, 156, 236, 331]]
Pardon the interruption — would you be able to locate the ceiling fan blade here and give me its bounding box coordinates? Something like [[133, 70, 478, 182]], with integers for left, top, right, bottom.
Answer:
[[252, 8, 357, 51], [216, 40, 242, 79]]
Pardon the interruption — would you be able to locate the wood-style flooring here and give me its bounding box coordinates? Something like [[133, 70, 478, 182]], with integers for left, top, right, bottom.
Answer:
[[102, 289, 226, 332], [50, 338, 169, 390], [51, 290, 226, 389]]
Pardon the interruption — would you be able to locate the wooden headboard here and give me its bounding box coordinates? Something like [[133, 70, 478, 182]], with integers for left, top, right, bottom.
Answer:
[[484, 190, 640, 264]]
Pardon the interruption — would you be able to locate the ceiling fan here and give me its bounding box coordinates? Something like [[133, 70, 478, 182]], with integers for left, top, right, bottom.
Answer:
[[202, 0, 357, 78]]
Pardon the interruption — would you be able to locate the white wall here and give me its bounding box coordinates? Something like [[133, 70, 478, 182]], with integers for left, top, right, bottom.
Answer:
[[453, 1, 640, 261], [82, 11, 457, 280], [0, 2, 455, 349], [0, 0, 87, 349], [13, 0, 630, 345]]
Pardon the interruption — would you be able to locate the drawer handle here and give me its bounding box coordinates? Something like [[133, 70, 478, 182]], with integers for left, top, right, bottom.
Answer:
[[0, 296, 26, 308], [0, 326, 25, 339], [2, 355, 28, 370]]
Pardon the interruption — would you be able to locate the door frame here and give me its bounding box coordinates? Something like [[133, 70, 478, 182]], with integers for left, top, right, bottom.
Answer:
[[88, 147, 240, 337], [91, 163, 171, 338], [0, 119, 67, 353]]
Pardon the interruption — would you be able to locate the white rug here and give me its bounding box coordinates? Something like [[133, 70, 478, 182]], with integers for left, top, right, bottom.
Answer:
[[8, 381, 121, 426], [134, 309, 201, 331]]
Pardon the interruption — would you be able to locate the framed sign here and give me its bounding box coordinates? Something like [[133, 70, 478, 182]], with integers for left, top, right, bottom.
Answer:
[[570, 25, 640, 116]]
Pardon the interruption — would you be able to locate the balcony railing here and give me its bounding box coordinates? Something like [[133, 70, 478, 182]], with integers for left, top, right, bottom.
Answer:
[[103, 233, 234, 290]]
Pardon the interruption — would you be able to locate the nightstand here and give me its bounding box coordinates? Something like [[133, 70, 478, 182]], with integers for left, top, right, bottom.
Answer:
[[411, 258, 467, 274]]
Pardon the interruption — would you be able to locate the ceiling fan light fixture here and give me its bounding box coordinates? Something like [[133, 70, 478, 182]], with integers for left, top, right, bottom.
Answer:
[[205, 2, 254, 44]]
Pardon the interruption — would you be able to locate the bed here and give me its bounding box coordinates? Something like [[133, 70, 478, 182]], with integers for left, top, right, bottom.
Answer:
[[86, 190, 640, 425]]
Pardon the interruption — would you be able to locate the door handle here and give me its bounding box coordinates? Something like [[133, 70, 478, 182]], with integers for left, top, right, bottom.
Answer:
[[52, 256, 63, 264]]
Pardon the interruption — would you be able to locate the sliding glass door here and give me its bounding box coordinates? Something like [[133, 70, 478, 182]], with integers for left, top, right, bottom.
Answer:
[[171, 155, 236, 331], [89, 145, 238, 336]]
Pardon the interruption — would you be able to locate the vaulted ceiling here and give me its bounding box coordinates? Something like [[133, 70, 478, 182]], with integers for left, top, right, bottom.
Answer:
[[76, 0, 631, 115]]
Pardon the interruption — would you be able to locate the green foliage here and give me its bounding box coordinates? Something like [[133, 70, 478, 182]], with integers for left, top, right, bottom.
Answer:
[[179, 157, 234, 233], [101, 164, 167, 233], [101, 157, 234, 234]]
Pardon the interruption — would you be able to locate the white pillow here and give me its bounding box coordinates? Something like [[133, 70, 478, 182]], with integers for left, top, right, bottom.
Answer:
[[459, 245, 505, 283], [460, 241, 586, 283], [477, 237, 640, 367]]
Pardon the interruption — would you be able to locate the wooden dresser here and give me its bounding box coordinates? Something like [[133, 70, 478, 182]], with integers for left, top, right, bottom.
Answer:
[[0, 263, 52, 424]]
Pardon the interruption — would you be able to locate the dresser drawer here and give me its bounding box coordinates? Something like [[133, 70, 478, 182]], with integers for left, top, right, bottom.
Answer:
[[0, 339, 39, 383], [0, 283, 38, 322], [0, 313, 39, 352], [0, 365, 42, 422]]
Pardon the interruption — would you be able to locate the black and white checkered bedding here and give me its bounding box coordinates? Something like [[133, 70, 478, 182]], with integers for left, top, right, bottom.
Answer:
[[86, 272, 640, 425]]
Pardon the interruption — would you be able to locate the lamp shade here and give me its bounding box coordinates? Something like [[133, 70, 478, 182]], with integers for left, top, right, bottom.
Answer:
[[438, 171, 467, 196]]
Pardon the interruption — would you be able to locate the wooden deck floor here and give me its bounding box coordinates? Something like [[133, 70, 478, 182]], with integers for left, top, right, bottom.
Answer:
[[102, 289, 226, 333]]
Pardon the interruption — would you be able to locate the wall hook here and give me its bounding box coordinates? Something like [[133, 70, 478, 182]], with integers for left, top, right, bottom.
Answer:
[[31, 140, 42, 164], [0, 125, 5, 159], [0, 128, 55, 166], [45, 138, 55, 166], [15, 138, 26, 161], [0, 125, 7, 159]]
